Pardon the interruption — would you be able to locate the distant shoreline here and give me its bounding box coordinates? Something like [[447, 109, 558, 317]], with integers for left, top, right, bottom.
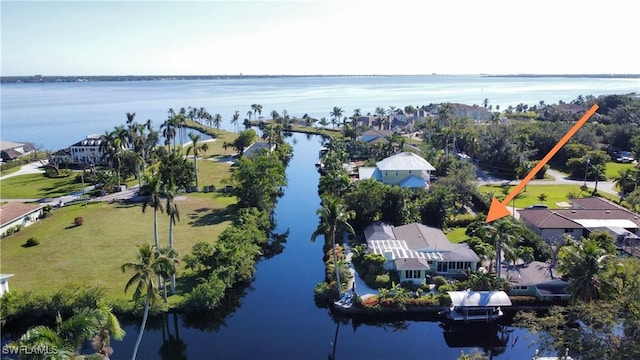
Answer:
[[2, 73, 639, 84]]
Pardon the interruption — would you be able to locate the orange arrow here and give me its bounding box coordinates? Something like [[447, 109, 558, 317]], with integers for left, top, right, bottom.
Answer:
[[486, 104, 599, 223]]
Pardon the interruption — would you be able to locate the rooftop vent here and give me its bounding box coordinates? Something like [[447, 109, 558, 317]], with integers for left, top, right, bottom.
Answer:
[[605, 210, 611, 214]]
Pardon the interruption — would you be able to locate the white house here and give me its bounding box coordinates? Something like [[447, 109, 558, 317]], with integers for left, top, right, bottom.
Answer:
[[0, 202, 45, 237], [0, 274, 15, 297], [365, 222, 480, 285], [51, 134, 108, 166], [358, 152, 436, 188]]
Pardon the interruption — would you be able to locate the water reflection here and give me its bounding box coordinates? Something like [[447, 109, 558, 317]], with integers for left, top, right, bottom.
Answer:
[[159, 314, 187, 360], [441, 322, 512, 358]]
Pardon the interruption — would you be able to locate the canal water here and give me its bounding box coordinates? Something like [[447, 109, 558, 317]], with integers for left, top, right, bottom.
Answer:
[[109, 133, 538, 359]]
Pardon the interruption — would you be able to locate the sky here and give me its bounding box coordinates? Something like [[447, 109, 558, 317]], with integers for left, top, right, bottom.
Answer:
[[1, 0, 639, 76]]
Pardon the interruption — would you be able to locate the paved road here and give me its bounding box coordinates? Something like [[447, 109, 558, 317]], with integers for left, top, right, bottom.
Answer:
[[0, 161, 46, 180]]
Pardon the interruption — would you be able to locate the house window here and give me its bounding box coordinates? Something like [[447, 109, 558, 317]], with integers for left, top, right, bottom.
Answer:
[[395, 171, 398, 176], [409, 170, 412, 174], [385, 171, 388, 176], [564, 228, 573, 233], [404, 270, 420, 279]]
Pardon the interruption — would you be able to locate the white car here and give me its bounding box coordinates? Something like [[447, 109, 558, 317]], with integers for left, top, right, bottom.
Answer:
[[616, 151, 634, 163]]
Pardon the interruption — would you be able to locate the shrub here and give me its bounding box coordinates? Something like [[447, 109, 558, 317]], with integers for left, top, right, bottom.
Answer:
[[437, 284, 454, 293], [433, 275, 447, 288], [74, 216, 84, 226], [449, 213, 476, 228], [24, 238, 40, 247]]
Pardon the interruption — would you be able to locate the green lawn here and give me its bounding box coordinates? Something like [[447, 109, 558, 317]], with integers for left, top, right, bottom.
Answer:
[[0, 193, 237, 301], [605, 161, 635, 180], [479, 184, 594, 208], [445, 227, 470, 243], [0, 173, 85, 199]]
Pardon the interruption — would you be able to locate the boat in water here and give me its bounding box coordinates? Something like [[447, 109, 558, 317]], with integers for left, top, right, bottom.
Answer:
[[443, 290, 512, 323]]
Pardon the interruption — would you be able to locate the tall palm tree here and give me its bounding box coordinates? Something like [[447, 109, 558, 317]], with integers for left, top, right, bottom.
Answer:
[[122, 244, 173, 360], [212, 114, 222, 134], [100, 130, 125, 189], [558, 239, 618, 304], [186, 133, 208, 190], [165, 182, 180, 294], [140, 173, 164, 248], [310, 197, 355, 297], [330, 106, 344, 131], [231, 110, 240, 133], [161, 117, 179, 152]]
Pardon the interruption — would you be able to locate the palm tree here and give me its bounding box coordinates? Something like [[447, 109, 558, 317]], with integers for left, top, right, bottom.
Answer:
[[212, 114, 222, 134], [8, 305, 125, 359], [231, 110, 240, 133], [100, 130, 125, 189], [615, 167, 637, 196], [310, 197, 355, 297], [330, 106, 344, 131], [319, 117, 329, 129], [161, 117, 179, 151], [186, 133, 208, 190], [165, 182, 180, 294], [558, 239, 618, 303], [140, 173, 164, 248], [122, 244, 173, 360], [590, 163, 606, 193]]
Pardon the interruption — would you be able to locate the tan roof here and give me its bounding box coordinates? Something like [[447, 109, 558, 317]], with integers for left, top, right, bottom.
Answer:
[[518, 209, 582, 229], [0, 202, 45, 226]]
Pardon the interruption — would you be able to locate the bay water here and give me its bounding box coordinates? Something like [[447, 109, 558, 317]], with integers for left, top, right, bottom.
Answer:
[[2, 76, 639, 359]]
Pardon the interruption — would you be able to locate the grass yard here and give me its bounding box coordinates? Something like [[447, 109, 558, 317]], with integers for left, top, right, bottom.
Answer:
[[0, 173, 85, 199], [605, 161, 635, 180], [479, 184, 595, 208], [445, 227, 470, 244], [0, 193, 237, 301]]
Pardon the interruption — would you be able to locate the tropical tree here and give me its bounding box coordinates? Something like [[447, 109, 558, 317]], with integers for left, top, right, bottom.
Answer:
[[558, 239, 618, 304], [318, 117, 329, 129], [212, 114, 222, 134], [615, 167, 637, 195], [161, 115, 180, 151], [100, 129, 126, 189], [330, 106, 344, 131], [165, 182, 180, 294], [186, 133, 209, 190], [7, 305, 125, 359], [122, 244, 174, 360], [310, 197, 356, 297], [590, 163, 606, 193], [140, 173, 164, 249], [231, 110, 240, 133]]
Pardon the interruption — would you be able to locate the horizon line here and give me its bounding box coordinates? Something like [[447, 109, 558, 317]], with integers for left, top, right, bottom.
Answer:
[[2, 73, 640, 78]]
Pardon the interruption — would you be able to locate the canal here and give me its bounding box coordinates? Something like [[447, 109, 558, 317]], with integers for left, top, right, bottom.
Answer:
[[111, 133, 538, 359]]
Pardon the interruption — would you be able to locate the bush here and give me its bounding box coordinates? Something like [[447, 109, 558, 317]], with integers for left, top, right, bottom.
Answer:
[[74, 217, 84, 226], [437, 284, 454, 293], [448, 214, 476, 228], [24, 237, 40, 247], [433, 275, 447, 288]]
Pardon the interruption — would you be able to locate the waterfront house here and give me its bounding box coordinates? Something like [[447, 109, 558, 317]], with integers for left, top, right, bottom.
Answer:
[[0, 202, 45, 237], [499, 261, 570, 301], [518, 197, 640, 257], [365, 222, 480, 284], [358, 152, 436, 189], [0, 140, 35, 163], [51, 134, 108, 166]]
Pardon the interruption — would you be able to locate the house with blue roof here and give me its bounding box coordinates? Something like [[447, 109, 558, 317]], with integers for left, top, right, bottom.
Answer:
[[357, 152, 436, 188]]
